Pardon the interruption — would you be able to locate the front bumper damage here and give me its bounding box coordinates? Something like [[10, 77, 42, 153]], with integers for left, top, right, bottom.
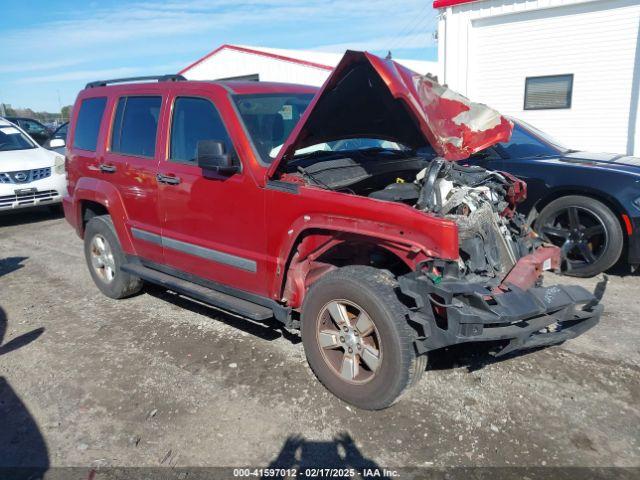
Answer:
[[398, 270, 606, 357]]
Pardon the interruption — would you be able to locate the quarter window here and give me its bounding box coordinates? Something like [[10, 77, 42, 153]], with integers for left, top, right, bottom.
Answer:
[[524, 74, 573, 110], [170, 97, 235, 164], [73, 97, 107, 151], [111, 96, 162, 157]]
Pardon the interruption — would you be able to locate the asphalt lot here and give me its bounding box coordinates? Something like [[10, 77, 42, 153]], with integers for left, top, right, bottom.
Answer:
[[0, 209, 639, 472]]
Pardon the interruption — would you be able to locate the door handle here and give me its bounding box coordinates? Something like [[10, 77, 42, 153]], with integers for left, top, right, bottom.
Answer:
[[99, 163, 117, 173], [156, 173, 181, 185]]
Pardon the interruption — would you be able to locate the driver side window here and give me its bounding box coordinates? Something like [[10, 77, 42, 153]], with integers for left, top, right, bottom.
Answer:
[[170, 97, 235, 164]]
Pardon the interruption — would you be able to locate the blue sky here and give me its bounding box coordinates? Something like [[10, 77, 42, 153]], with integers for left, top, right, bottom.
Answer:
[[0, 0, 439, 112]]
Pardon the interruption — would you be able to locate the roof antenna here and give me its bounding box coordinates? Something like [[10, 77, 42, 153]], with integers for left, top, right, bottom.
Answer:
[[386, 50, 393, 60]]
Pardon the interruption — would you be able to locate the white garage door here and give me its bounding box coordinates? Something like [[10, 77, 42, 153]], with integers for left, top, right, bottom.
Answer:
[[468, 0, 640, 154]]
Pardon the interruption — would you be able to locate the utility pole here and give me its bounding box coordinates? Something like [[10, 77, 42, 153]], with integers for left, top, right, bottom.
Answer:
[[57, 89, 63, 124]]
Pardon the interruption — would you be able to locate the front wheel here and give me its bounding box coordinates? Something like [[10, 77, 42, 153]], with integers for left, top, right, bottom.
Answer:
[[301, 266, 427, 410], [536, 195, 623, 277]]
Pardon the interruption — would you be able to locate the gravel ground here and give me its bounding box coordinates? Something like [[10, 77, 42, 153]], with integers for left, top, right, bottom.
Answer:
[[0, 209, 639, 473]]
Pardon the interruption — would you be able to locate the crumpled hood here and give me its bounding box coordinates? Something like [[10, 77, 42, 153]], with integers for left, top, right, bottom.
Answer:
[[269, 50, 513, 175]]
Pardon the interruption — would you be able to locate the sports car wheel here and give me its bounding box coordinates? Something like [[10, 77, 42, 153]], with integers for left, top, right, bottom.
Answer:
[[536, 196, 623, 277]]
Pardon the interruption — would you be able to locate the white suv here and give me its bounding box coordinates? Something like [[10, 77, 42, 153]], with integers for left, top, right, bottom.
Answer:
[[0, 118, 66, 212]]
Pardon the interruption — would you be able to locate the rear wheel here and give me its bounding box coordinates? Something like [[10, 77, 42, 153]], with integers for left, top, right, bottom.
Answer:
[[84, 215, 143, 299], [536, 195, 623, 277], [301, 266, 426, 410]]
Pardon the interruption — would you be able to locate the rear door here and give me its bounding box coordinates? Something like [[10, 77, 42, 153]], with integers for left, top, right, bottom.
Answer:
[[102, 94, 165, 264]]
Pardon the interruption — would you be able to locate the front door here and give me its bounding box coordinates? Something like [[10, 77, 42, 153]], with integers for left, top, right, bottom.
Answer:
[[157, 93, 266, 295]]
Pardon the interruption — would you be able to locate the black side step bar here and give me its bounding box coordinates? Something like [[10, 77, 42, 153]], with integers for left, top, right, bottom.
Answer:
[[121, 263, 274, 321]]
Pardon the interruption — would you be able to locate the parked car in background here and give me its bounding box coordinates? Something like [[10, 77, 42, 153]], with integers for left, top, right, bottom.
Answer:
[[45, 122, 68, 154], [0, 118, 66, 212], [62, 52, 604, 409], [3, 117, 52, 145], [464, 119, 640, 277]]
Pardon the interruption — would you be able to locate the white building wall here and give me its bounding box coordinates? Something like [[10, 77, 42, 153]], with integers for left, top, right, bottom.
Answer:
[[439, 0, 640, 155], [183, 48, 331, 86], [182, 46, 441, 87]]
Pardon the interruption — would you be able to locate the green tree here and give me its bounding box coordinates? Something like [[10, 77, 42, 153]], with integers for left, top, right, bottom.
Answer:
[[61, 105, 72, 121], [1, 104, 16, 116]]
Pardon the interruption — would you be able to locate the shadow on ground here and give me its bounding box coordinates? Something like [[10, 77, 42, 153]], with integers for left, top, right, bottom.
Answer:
[[0, 257, 28, 279], [426, 340, 550, 373], [145, 284, 301, 344], [0, 207, 64, 227], [266, 432, 388, 479], [0, 306, 49, 478]]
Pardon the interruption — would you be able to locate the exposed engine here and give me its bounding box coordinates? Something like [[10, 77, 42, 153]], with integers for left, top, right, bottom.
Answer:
[[414, 159, 539, 278], [366, 157, 540, 279], [290, 152, 540, 280]]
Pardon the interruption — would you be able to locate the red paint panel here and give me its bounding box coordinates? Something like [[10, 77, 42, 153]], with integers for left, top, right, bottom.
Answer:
[[501, 246, 561, 291], [433, 0, 478, 8]]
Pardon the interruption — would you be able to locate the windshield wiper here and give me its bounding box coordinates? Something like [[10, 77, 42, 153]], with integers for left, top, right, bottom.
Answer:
[[289, 150, 344, 163], [296, 166, 333, 190], [354, 147, 413, 157]]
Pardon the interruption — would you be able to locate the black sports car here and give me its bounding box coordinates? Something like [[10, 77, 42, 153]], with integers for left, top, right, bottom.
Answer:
[[467, 119, 640, 277]]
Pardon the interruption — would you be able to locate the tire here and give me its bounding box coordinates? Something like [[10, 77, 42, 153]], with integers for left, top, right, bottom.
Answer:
[[84, 215, 143, 299], [301, 266, 427, 410], [536, 195, 623, 277]]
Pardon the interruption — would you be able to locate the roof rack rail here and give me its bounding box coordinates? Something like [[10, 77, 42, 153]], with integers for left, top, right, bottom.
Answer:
[[85, 74, 187, 89]]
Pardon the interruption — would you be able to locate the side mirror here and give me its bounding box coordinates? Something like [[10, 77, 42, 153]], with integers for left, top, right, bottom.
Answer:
[[49, 138, 65, 148], [197, 140, 238, 175]]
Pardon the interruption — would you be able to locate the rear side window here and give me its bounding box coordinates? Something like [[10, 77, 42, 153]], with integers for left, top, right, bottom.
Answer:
[[170, 97, 234, 163], [73, 97, 106, 151], [111, 96, 162, 157]]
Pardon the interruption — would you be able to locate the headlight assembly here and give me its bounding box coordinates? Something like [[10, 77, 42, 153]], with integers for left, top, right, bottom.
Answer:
[[54, 155, 65, 175]]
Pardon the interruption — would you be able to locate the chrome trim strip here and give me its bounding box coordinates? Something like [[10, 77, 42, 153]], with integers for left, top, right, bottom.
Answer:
[[131, 227, 162, 246], [130, 227, 257, 273]]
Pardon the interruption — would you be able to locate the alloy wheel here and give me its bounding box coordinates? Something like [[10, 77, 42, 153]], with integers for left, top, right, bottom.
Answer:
[[90, 234, 116, 283], [540, 206, 608, 269], [316, 299, 382, 384]]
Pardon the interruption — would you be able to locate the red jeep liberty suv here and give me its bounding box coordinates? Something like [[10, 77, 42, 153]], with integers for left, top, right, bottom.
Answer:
[[64, 51, 605, 409]]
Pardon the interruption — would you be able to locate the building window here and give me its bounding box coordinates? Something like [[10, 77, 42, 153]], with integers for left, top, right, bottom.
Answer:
[[524, 74, 573, 110]]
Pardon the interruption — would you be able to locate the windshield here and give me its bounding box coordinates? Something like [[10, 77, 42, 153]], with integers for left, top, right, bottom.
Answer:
[[233, 93, 314, 163], [233, 93, 409, 163], [0, 125, 37, 152], [284, 138, 407, 159], [512, 120, 568, 153], [497, 122, 566, 158]]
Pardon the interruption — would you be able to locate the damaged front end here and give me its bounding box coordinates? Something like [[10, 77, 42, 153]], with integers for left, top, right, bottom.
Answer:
[[398, 260, 606, 357], [386, 153, 605, 356], [403, 164, 605, 355], [269, 50, 605, 355]]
